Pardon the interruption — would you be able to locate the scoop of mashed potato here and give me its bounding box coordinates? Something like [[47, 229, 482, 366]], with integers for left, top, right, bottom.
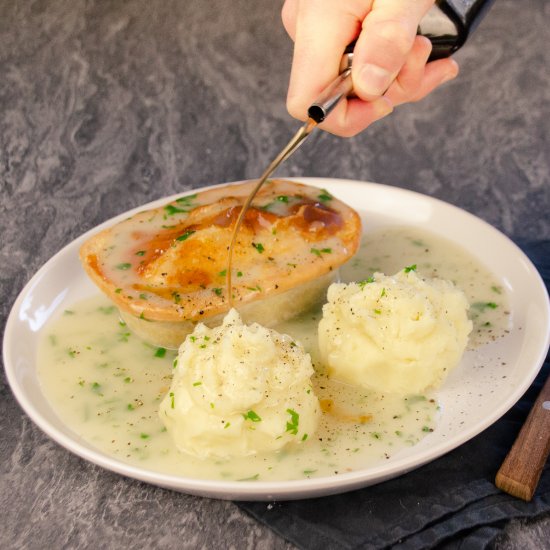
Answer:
[[159, 309, 319, 459], [318, 268, 472, 395]]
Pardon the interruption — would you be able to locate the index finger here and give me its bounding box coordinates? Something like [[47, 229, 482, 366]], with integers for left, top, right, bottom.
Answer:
[[352, 0, 435, 100], [286, 0, 372, 121]]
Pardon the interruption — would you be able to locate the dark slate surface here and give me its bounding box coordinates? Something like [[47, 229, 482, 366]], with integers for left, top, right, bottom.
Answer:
[[1, 0, 548, 548]]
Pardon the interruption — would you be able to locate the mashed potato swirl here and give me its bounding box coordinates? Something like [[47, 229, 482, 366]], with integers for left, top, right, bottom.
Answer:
[[318, 269, 472, 395], [159, 309, 319, 459]]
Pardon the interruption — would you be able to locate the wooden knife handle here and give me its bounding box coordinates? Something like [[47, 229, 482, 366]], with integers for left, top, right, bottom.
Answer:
[[495, 372, 550, 501]]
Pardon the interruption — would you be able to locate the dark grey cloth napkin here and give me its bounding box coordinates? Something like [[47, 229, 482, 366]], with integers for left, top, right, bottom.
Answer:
[[238, 240, 550, 550]]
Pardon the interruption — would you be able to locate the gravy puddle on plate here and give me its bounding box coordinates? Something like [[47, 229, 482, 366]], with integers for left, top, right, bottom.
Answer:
[[37, 227, 509, 482]]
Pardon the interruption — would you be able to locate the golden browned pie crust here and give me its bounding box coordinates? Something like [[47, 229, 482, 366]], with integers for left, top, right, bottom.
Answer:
[[80, 179, 361, 347]]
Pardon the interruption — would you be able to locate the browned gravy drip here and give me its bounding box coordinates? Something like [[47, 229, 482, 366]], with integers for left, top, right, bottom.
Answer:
[[118, 196, 342, 304]]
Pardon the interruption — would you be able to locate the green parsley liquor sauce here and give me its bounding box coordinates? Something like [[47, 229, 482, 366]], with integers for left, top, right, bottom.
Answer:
[[37, 227, 508, 482]]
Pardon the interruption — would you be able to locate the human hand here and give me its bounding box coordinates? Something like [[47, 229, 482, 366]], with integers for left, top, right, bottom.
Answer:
[[282, 0, 459, 137]]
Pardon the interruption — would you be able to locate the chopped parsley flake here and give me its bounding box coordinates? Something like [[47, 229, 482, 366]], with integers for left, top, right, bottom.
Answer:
[[164, 204, 189, 216], [286, 408, 299, 435], [252, 242, 265, 253], [404, 264, 417, 273], [192, 381, 202, 387], [277, 195, 289, 203], [218, 269, 227, 277], [175, 193, 197, 205], [118, 329, 131, 342], [169, 392, 175, 408], [154, 347, 167, 358], [317, 189, 332, 202], [238, 474, 259, 481], [472, 301, 498, 312], [213, 287, 222, 296], [116, 263, 132, 270], [310, 247, 332, 257], [358, 276, 375, 288], [135, 250, 146, 256], [176, 230, 196, 241], [243, 410, 262, 422]]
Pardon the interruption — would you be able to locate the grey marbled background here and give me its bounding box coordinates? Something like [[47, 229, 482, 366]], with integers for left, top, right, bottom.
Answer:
[[1, 0, 549, 548]]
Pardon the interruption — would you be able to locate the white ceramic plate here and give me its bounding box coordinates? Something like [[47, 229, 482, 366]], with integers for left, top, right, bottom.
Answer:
[[4, 178, 549, 501]]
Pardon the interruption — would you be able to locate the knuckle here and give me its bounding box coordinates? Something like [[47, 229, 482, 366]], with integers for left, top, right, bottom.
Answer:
[[365, 18, 415, 61]]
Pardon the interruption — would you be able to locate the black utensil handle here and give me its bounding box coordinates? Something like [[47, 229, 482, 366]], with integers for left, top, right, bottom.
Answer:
[[422, 0, 497, 60]]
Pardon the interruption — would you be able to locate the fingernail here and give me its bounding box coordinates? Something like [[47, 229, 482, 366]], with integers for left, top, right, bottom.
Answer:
[[357, 64, 393, 97]]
